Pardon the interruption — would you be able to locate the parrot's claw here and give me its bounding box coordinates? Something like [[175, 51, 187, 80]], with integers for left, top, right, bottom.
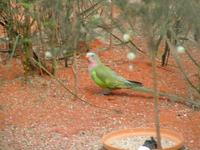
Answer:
[[102, 89, 112, 95]]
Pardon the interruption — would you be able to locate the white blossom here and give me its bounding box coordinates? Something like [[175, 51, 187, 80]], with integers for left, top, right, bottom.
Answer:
[[127, 52, 136, 60], [63, 50, 67, 54], [176, 45, 185, 53], [45, 51, 52, 59], [123, 33, 131, 42]]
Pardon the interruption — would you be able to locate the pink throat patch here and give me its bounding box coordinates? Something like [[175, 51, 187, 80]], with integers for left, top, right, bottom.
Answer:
[[88, 61, 97, 71]]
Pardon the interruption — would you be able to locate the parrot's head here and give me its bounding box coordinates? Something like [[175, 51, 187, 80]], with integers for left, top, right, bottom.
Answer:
[[86, 52, 101, 65]]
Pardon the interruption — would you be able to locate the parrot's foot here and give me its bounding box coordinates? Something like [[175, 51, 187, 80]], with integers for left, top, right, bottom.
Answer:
[[101, 89, 112, 95]]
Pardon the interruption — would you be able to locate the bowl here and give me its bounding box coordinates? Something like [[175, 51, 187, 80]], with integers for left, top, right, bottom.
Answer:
[[102, 128, 184, 150]]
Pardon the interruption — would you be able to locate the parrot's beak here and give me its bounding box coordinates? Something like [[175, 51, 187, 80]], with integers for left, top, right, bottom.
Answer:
[[85, 52, 95, 63], [85, 54, 89, 62]]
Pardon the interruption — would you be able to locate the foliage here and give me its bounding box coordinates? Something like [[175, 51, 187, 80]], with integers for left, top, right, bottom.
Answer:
[[0, 2, 199, 149], [0, 0, 199, 105], [108, 0, 200, 105], [0, 0, 104, 75]]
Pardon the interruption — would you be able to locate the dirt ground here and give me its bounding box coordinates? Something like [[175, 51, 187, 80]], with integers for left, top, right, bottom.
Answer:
[[0, 38, 200, 150]]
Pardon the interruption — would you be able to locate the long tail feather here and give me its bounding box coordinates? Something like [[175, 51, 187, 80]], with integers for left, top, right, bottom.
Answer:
[[130, 85, 185, 102], [128, 80, 143, 86]]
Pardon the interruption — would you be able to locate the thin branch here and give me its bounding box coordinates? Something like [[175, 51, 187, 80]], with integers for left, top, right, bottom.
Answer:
[[31, 57, 111, 110], [98, 25, 145, 54], [109, 0, 113, 50], [78, 1, 102, 18], [0, 50, 11, 53], [166, 39, 200, 94], [150, 42, 162, 149], [9, 35, 19, 60], [185, 48, 200, 69]]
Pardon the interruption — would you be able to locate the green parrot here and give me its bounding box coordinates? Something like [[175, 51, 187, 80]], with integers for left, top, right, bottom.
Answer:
[[86, 52, 154, 95], [85, 52, 183, 100]]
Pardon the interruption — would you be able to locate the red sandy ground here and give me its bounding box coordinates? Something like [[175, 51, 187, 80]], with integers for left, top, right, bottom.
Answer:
[[0, 39, 200, 150]]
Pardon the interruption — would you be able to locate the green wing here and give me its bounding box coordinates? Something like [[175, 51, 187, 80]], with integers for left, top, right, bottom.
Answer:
[[91, 64, 128, 89]]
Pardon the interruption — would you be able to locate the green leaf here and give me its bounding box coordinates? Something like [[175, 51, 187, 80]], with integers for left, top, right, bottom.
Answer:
[[21, 2, 33, 9], [43, 20, 56, 29], [23, 37, 31, 44]]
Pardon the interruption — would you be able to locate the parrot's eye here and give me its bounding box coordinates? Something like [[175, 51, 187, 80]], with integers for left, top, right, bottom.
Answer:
[[86, 52, 95, 58]]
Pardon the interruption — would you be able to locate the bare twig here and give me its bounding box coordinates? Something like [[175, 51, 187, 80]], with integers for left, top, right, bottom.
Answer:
[[98, 25, 145, 54], [72, 52, 78, 99], [0, 50, 11, 53], [31, 58, 111, 110], [109, 0, 113, 50], [166, 39, 200, 94], [9, 35, 19, 60], [150, 42, 162, 149], [185, 48, 200, 69], [78, 1, 102, 18]]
